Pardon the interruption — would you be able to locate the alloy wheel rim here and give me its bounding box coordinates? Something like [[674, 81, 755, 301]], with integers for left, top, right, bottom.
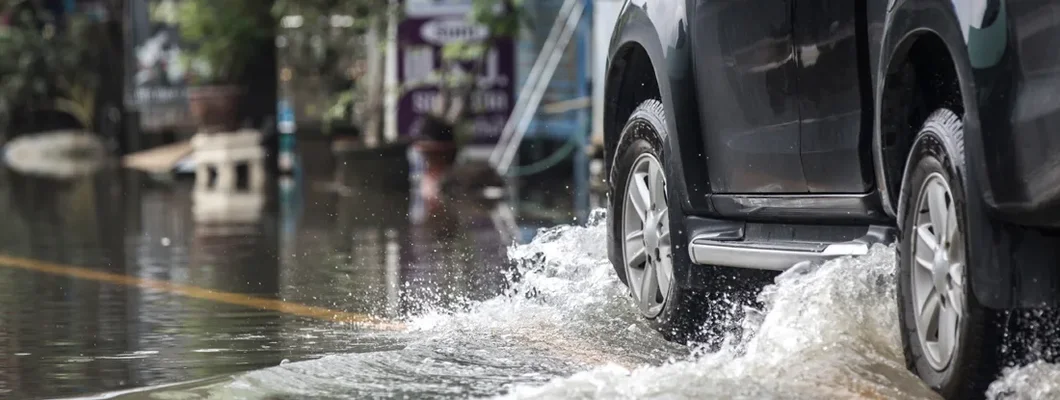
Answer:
[[621, 153, 673, 318], [911, 172, 966, 370]]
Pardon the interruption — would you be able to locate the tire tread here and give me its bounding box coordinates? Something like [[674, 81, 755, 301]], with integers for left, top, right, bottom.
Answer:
[[897, 108, 1004, 400]]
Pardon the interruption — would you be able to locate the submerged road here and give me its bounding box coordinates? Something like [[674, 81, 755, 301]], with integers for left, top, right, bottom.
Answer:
[[0, 140, 1055, 399], [0, 140, 576, 399], [0, 255, 400, 330]]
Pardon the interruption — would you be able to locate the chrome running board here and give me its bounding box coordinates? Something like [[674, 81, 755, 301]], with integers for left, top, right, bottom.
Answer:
[[687, 226, 895, 271]]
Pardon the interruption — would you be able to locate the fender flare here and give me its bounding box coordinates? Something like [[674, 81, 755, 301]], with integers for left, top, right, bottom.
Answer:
[[604, 0, 706, 214], [875, 0, 1013, 309]]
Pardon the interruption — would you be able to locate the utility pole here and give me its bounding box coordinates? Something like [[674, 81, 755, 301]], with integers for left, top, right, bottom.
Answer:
[[360, 3, 389, 149]]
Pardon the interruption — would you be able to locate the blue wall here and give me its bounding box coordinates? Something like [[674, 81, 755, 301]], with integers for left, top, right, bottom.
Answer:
[[515, 0, 591, 141]]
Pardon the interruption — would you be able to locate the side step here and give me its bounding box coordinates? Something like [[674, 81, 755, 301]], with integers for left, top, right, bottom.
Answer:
[[688, 226, 896, 271]]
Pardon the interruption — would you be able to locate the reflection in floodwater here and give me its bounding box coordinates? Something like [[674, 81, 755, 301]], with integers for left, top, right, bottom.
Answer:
[[138, 215, 1057, 400], [0, 139, 1055, 399], [142, 215, 943, 400], [0, 138, 570, 399], [1, 131, 107, 179]]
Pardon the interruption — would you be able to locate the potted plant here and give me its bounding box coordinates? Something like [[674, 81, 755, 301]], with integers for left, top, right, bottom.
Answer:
[[408, 0, 523, 187], [0, 2, 99, 141], [272, 0, 376, 148], [176, 0, 271, 132]]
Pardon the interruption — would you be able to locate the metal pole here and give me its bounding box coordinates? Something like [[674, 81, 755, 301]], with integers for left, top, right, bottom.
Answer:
[[489, 0, 584, 174], [493, 1, 585, 175], [573, 0, 592, 222]]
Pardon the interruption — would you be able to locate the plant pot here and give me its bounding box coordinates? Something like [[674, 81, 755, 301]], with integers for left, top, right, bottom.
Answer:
[[187, 85, 243, 133], [412, 139, 457, 211], [329, 126, 363, 153], [413, 139, 457, 178]]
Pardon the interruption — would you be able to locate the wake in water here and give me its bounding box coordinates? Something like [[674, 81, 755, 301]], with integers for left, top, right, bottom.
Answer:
[[500, 226, 939, 400], [199, 210, 684, 399], [182, 210, 1053, 399]]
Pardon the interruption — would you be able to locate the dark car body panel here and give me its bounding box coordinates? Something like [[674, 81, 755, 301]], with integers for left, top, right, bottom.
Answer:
[[876, 0, 1060, 226], [605, 0, 1060, 308], [690, 0, 808, 194], [794, 0, 876, 193], [877, 0, 1060, 308], [969, 1, 1060, 224]]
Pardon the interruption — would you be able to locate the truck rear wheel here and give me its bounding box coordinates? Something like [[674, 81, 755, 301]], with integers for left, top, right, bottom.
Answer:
[[896, 108, 1005, 400]]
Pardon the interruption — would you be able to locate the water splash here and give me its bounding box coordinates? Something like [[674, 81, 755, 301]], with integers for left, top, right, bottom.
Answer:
[[499, 242, 940, 400], [988, 361, 1060, 399], [197, 209, 683, 399], [154, 209, 1057, 399]]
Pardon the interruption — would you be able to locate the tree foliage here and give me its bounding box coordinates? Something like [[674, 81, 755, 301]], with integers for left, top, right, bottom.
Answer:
[[0, 3, 99, 131], [268, 0, 525, 139], [430, 0, 524, 137], [176, 0, 272, 85]]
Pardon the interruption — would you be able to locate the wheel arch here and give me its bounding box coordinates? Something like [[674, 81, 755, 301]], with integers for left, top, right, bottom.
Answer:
[[604, 41, 662, 176], [875, 0, 1017, 309], [603, 0, 707, 215], [876, 30, 965, 219]]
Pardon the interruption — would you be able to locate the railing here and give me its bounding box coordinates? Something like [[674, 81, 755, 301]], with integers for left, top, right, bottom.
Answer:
[[488, 0, 586, 176]]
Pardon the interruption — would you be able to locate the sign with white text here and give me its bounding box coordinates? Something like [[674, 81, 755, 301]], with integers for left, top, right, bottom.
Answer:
[[396, 11, 514, 143]]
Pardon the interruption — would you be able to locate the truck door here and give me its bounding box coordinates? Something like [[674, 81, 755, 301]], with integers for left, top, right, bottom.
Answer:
[[691, 0, 809, 194], [793, 0, 875, 193]]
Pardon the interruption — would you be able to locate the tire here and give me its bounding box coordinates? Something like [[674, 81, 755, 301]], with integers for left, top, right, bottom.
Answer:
[[896, 108, 1004, 399], [609, 100, 762, 345]]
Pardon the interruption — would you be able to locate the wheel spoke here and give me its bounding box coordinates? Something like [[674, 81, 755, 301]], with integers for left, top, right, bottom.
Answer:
[[640, 263, 659, 309], [627, 245, 646, 268], [656, 257, 672, 298], [914, 255, 933, 272], [648, 160, 666, 209], [625, 230, 646, 269], [917, 223, 939, 253], [948, 288, 965, 320], [919, 289, 941, 335], [629, 174, 651, 222], [949, 263, 965, 317], [937, 303, 959, 360], [626, 229, 644, 243], [927, 182, 949, 243], [949, 262, 965, 290], [656, 204, 669, 219], [658, 244, 672, 264], [914, 265, 936, 299], [914, 222, 938, 299]]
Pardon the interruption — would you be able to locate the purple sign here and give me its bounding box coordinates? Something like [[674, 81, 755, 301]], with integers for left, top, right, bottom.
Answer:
[[396, 15, 515, 144]]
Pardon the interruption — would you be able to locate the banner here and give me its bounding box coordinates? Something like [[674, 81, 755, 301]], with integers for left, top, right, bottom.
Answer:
[[396, 2, 515, 144], [126, 0, 193, 132]]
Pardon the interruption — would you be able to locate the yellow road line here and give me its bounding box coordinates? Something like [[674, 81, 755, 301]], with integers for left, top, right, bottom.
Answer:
[[0, 254, 405, 331]]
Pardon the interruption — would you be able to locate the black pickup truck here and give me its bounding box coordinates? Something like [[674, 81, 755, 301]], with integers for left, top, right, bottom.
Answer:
[[602, 1, 1060, 398]]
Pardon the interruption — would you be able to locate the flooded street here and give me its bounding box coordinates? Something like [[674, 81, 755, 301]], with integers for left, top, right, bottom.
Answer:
[[0, 141, 1055, 400]]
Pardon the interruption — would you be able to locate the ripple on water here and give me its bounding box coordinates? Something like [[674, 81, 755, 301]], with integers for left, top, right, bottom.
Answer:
[[201, 210, 683, 399], [167, 210, 1050, 399]]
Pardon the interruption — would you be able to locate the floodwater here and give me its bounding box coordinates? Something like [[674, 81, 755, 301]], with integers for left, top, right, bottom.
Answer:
[[0, 139, 1056, 400]]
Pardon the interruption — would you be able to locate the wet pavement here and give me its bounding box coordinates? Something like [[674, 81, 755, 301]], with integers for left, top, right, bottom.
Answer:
[[0, 139, 1057, 399], [0, 139, 579, 399]]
